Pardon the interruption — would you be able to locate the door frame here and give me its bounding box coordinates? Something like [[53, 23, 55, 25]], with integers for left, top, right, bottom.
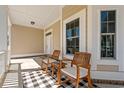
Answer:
[[44, 29, 53, 54]]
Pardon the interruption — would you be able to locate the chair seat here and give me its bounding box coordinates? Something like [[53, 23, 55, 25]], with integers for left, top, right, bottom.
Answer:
[[42, 58, 57, 64], [61, 66, 88, 79]]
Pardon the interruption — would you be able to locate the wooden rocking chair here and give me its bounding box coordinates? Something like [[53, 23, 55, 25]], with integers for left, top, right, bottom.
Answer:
[[42, 50, 60, 74], [58, 52, 92, 88]]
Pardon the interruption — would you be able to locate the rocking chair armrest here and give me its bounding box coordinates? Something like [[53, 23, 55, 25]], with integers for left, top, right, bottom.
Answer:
[[49, 56, 60, 61], [60, 57, 73, 64], [61, 59, 72, 67], [59, 60, 67, 67], [51, 57, 72, 67], [62, 57, 73, 61], [77, 64, 83, 67]]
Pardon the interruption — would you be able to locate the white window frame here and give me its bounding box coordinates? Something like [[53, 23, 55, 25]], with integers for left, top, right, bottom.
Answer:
[[97, 8, 118, 65], [63, 9, 86, 59], [100, 10, 116, 59]]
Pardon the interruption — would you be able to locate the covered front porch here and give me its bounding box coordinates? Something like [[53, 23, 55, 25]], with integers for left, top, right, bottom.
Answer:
[[0, 5, 124, 88]]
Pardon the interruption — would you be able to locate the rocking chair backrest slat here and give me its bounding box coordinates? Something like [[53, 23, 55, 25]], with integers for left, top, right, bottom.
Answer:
[[51, 50, 60, 59], [71, 52, 91, 68], [71, 52, 80, 65]]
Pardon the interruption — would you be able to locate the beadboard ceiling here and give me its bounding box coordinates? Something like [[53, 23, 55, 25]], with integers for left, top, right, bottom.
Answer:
[[8, 5, 62, 29]]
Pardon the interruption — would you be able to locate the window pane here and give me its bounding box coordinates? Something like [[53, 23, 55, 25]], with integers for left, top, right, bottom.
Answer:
[[101, 11, 107, 22], [108, 22, 115, 33], [101, 23, 107, 33], [66, 38, 73, 54], [72, 47, 79, 54], [71, 28, 75, 36], [75, 18, 79, 27], [66, 18, 80, 54], [101, 35, 115, 58], [106, 35, 114, 57], [74, 18, 79, 37], [108, 11, 115, 21], [66, 38, 72, 47], [75, 47, 79, 52], [76, 38, 79, 46], [101, 35, 106, 46], [112, 35, 114, 46], [66, 24, 69, 30], [72, 38, 75, 47], [74, 27, 79, 36], [66, 29, 72, 38], [71, 21, 74, 29], [106, 35, 111, 47], [66, 38, 79, 54], [101, 47, 106, 57], [66, 47, 72, 54], [101, 35, 106, 57]]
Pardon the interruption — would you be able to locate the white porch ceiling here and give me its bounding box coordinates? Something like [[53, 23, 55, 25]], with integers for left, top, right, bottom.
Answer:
[[8, 5, 62, 29]]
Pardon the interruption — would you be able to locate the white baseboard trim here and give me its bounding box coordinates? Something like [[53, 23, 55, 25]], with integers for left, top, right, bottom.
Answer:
[[11, 53, 45, 58], [91, 70, 124, 81]]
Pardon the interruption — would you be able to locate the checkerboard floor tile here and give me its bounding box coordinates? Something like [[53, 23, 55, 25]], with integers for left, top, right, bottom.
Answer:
[[22, 70, 99, 88], [22, 71, 58, 88]]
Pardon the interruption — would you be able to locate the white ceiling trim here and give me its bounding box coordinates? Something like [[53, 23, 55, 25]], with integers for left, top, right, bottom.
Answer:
[[44, 17, 60, 29]]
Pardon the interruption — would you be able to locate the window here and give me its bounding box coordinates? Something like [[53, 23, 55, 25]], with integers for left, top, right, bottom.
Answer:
[[100, 10, 116, 59], [66, 18, 79, 54]]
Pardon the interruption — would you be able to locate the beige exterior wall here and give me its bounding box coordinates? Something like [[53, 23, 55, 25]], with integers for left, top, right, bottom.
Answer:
[[11, 24, 44, 56], [62, 5, 87, 20], [45, 20, 61, 50]]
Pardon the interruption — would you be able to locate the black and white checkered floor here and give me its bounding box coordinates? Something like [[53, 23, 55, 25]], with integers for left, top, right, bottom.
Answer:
[[22, 70, 99, 88], [2, 58, 123, 88]]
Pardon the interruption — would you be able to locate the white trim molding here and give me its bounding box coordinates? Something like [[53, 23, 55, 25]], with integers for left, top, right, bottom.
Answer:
[[44, 18, 60, 29], [11, 53, 44, 58]]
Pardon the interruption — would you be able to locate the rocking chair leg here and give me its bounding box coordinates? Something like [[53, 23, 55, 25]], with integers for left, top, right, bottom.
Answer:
[[76, 78, 80, 88], [57, 63, 61, 85], [45, 64, 48, 73], [87, 75, 92, 88], [51, 64, 54, 77]]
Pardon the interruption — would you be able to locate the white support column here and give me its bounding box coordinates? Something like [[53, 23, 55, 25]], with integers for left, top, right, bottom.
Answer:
[[59, 6, 63, 59], [0, 6, 8, 76], [87, 5, 97, 71]]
